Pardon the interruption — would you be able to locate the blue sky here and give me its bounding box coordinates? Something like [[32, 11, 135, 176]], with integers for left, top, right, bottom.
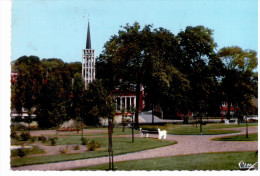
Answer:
[[12, 0, 258, 63]]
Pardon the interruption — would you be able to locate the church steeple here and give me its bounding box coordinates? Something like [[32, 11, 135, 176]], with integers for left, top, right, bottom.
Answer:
[[86, 21, 91, 49], [82, 20, 95, 90]]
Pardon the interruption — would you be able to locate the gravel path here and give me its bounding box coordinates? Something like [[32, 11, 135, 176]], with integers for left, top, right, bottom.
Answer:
[[12, 126, 258, 171]]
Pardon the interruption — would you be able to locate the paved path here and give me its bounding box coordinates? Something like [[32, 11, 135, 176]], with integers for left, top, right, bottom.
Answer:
[[139, 112, 221, 123], [139, 112, 179, 123], [12, 126, 258, 171]]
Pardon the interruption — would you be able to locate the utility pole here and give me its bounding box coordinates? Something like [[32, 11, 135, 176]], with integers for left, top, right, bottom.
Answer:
[[132, 114, 134, 143], [108, 118, 114, 170], [200, 116, 202, 135], [246, 115, 248, 138], [152, 104, 155, 124]]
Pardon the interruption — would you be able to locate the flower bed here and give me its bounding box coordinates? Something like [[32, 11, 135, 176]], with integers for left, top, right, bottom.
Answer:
[[57, 128, 80, 132]]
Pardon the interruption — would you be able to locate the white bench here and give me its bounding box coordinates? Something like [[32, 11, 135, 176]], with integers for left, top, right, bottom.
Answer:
[[139, 128, 167, 139], [158, 128, 167, 139], [224, 119, 229, 124], [139, 128, 150, 138], [225, 119, 238, 124]]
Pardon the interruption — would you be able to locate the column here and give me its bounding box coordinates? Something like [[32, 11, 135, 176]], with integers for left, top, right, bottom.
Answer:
[[124, 96, 126, 110], [120, 97, 122, 111], [91, 57, 93, 81]]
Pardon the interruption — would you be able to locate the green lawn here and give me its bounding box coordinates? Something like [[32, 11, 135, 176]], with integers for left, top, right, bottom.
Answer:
[[11, 137, 175, 167], [140, 123, 257, 135], [213, 133, 258, 141], [75, 151, 258, 171], [60, 127, 140, 137]]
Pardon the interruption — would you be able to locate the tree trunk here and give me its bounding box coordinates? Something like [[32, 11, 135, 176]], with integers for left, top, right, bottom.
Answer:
[[135, 83, 140, 128], [152, 104, 154, 124], [227, 101, 231, 120]]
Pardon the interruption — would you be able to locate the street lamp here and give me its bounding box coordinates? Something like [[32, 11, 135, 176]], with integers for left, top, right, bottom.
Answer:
[[245, 115, 248, 139], [108, 118, 114, 170], [132, 114, 134, 143]]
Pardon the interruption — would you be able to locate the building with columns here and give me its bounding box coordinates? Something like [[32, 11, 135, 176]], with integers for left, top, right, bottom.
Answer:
[[82, 21, 95, 89], [113, 87, 145, 113]]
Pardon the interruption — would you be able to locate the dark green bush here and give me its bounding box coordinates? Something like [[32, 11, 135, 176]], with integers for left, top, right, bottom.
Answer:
[[87, 140, 101, 151], [81, 137, 89, 145], [49, 136, 58, 146], [11, 131, 18, 139], [17, 148, 29, 157], [30, 136, 37, 142], [20, 132, 31, 141], [13, 124, 28, 131], [59, 146, 69, 154], [38, 135, 47, 143], [73, 145, 80, 150]]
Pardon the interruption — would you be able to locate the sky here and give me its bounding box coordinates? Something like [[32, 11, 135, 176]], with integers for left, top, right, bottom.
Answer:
[[11, 0, 258, 63]]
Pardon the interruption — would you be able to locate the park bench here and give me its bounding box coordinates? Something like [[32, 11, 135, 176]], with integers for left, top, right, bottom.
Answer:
[[230, 119, 238, 124], [224, 119, 238, 125], [224, 119, 229, 124], [139, 128, 167, 139]]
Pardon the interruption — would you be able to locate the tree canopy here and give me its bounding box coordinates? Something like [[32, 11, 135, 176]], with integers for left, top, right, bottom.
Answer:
[[11, 23, 258, 128]]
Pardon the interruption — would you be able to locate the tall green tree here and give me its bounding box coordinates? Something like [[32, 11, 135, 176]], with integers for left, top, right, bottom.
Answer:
[[11, 56, 41, 126], [80, 80, 116, 126], [176, 26, 220, 116], [35, 58, 71, 128], [97, 23, 182, 125], [97, 23, 148, 126], [218, 46, 258, 119]]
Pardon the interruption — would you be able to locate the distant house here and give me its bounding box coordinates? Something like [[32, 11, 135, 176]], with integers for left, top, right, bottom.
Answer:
[[220, 102, 236, 116], [112, 86, 145, 115], [11, 72, 18, 85], [11, 107, 36, 119]]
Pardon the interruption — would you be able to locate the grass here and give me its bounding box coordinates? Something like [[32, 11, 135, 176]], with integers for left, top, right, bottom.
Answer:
[[140, 123, 257, 135], [60, 127, 140, 137], [11, 137, 175, 167], [213, 133, 258, 141], [75, 151, 258, 171]]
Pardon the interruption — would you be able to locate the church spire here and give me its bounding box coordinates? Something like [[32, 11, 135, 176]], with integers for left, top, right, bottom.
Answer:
[[86, 21, 91, 49]]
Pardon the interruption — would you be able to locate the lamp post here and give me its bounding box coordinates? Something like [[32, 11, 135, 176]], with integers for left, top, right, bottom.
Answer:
[[246, 115, 248, 139], [132, 114, 134, 143], [108, 118, 114, 170], [200, 116, 202, 135]]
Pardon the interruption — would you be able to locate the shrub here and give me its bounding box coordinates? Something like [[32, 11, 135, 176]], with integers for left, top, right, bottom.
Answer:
[[13, 124, 28, 131], [81, 137, 89, 145], [122, 118, 127, 132], [49, 136, 58, 146], [20, 132, 31, 141], [73, 145, 80, 150], [59, 146, 69, 154], [38, 135, 47, 143], [30, 136, 37, 142], [17, 148, 29, 157], [87, 140, 101, 151], [11, 131, 18, 139]]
